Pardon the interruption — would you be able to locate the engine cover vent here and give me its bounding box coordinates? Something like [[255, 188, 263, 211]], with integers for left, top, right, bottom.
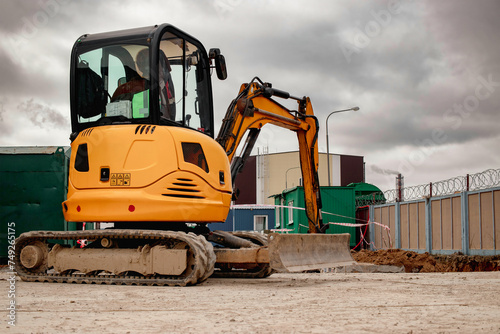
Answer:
[[162, 178, 205, 199]]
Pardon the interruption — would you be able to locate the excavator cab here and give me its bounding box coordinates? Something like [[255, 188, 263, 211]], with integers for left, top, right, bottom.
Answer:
[[70, 24, 224, 138], [64, 24, 233, 224]]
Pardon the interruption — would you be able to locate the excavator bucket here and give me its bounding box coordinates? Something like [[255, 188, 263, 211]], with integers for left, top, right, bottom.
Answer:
[[267, 233, 356, 272]]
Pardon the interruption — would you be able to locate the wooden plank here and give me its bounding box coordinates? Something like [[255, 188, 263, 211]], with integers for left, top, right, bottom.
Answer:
[[374, 207, 382, 249], [409, 202, 419, 249], [431, 200, 442, 250], [481, 192, 494, 250], [468, 194, 480, 249], [418, 202, 426, 250], [441, 198, 452, 250], [400, 204, 409, 249], [495, 190, 500, 250], [389, 205, 396, 248]]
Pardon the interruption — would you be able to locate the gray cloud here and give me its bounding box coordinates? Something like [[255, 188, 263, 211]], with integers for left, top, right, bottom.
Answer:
[[17, 99, 68, 128], [0, 48, 30, 95], [0, 1, 39, 32], [424, 0, 500, 66], [0, 99, 11, 137], [0, 0, 498, 191]]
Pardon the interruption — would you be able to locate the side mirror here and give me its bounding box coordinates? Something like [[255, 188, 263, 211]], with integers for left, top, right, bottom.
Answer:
[[209, 48, 228, 80]]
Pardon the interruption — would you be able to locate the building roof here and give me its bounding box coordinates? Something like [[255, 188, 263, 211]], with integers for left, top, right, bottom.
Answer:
[[346, 182, 383, 195], [0, 146, 69, 154]]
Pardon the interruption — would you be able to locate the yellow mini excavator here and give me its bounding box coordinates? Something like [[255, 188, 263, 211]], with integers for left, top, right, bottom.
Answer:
[[15, 24, 355, 286]]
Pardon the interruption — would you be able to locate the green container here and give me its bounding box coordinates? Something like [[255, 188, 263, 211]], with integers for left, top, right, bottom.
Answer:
[[0, 146, 78, 258], [273, 186, 357, 247]]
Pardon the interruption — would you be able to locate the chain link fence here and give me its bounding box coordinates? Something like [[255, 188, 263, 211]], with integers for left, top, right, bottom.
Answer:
[[356, 168, 500, 207]]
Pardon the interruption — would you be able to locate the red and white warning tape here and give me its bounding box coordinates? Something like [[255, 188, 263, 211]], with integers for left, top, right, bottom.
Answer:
[[232, 203, 390, 230], [232, 203, 392, 249], [77, 222, 88, 248]]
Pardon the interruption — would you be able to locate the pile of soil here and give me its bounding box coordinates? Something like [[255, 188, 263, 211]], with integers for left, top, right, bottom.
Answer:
[[352, 249, 500, 273]]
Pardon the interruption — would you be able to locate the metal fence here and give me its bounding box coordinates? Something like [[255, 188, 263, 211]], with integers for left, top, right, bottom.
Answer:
[[356, 168, 500, 207], [369, 187, 500, 256]]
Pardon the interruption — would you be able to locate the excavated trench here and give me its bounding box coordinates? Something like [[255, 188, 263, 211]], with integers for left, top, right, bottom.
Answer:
[[352, 249, 500, 273]]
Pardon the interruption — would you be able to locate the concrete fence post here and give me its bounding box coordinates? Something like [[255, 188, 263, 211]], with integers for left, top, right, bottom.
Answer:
[[369, 205, 375, 250], [461, 191, 470, 255], [425, 198, 432, 253], [395, 202, 401, 249]]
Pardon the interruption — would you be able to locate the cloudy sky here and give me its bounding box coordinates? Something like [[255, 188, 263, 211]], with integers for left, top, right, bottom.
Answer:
[[0, 0, 499, 191]]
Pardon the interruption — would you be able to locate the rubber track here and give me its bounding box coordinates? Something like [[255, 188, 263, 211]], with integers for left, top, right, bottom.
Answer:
[[212, 231, 273, 279], [15, 229, 216, 287]]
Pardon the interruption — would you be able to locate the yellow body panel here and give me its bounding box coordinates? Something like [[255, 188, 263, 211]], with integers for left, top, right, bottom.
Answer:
[[63, 125, 232, 223]]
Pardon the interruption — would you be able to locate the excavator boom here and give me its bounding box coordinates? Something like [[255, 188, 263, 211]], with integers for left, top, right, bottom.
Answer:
[[216, 78, 355, 271], [217, 78, 325, 233]]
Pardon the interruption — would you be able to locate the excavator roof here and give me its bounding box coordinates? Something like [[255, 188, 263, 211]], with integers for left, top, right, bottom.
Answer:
[[72, 23, 202, 50], [77, 25, 157, 44]]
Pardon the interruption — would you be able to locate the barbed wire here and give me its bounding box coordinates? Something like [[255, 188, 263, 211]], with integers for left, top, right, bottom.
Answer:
[[356, 168, 500, 206], [469, 169, 500, 191], [355, 192, 386, 207]]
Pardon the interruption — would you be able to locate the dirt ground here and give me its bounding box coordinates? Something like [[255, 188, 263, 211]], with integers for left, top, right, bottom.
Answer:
[[353, 249, 500, 273], [2, 268, 500, 333]]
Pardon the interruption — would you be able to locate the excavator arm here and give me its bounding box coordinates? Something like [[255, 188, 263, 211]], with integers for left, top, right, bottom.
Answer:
[[216, 77, 326, 233]]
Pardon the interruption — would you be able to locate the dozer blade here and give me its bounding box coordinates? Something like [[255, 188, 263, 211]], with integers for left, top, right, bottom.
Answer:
[[267, 233, 356, 272]]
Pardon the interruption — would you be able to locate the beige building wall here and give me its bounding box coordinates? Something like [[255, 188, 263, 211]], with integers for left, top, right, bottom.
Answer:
[[256, 151, 341, 205]]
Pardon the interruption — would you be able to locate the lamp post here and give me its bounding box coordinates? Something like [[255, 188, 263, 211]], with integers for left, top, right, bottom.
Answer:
[[326, 106, 359, 186], [285, 166, 300, 190]]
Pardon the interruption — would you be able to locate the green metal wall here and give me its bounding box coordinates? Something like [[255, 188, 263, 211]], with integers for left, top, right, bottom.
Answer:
[[0, 147, 70, 258], [274, 186, 357, 247]]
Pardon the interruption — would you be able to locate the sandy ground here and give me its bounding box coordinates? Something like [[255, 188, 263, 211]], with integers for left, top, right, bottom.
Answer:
[[1, 269, 500, 334]]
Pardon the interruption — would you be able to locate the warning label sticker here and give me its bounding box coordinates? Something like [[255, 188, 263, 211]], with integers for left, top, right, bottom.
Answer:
[[110, 173, 131, 186]]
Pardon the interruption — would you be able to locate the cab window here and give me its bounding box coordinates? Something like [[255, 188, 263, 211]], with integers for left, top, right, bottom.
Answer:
[[159, 32, 212, 135], [75, 44, 151, 125]]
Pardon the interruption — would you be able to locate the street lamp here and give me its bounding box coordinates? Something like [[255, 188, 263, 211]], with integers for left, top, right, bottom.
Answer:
[[326, 106, 359, 186], [285, 166, 300, 189]]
